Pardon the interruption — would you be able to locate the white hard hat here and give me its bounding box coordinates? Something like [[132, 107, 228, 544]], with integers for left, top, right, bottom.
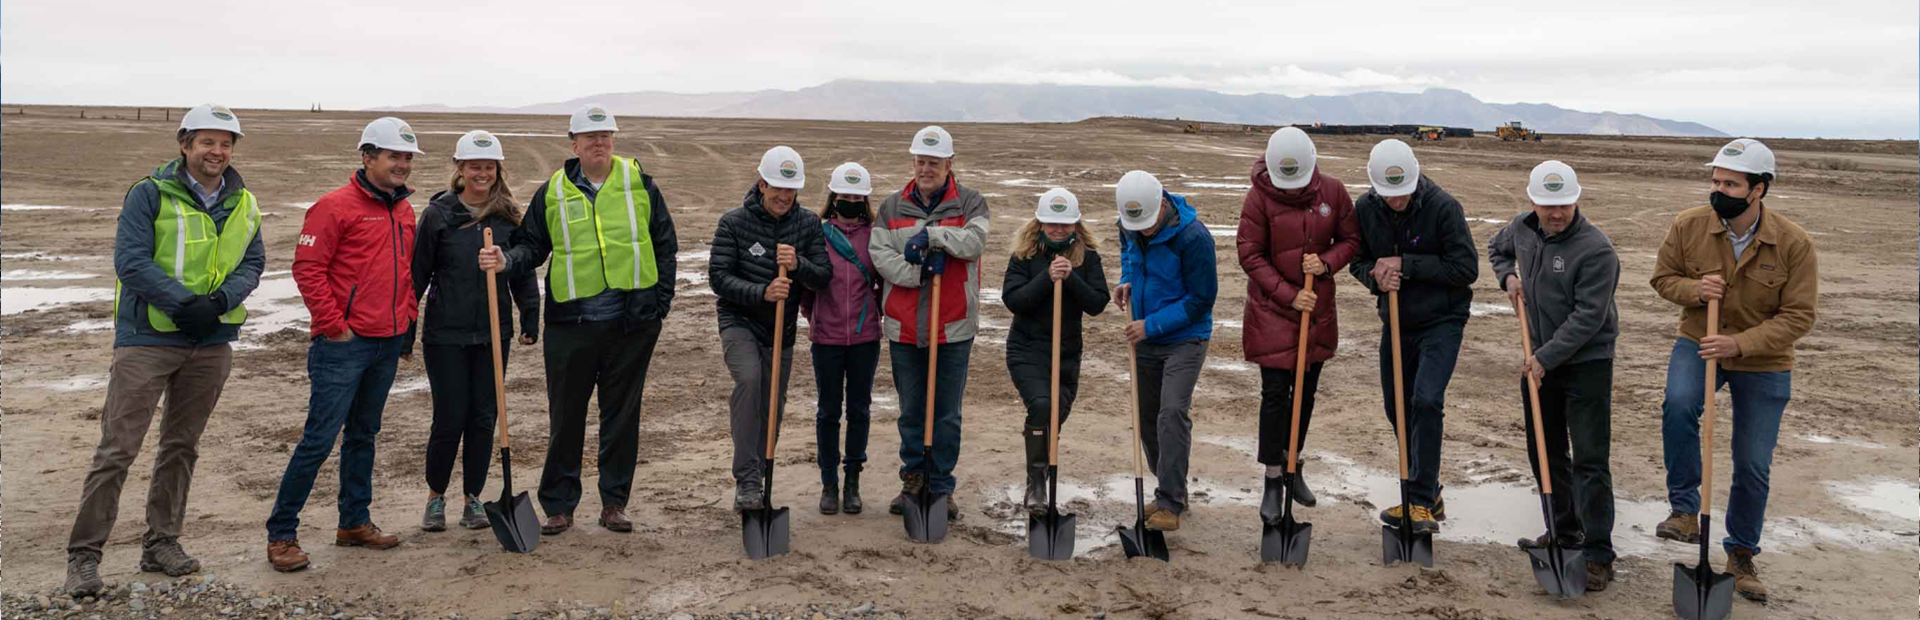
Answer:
[[1035, 188, 1081, 224], [909, 125, 954, 158], [1526, 160, 1581, 206], [1366, 139, 1420, 198], [1706, 138, 1775, 177], [828, 162, 872, 196], [359, 117, 423, 154], [1115, 170, 1165, 231], [569, 104, 618, 135], [453, 130, 505, 162], [180, 103, 243, 138], [1264, 127, 1316, 190], [758, 146, 806, 190]]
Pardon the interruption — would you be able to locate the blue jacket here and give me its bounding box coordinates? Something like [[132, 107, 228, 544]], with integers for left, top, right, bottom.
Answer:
[[1118, 192, 1216, 343], [113, 159, 267, 348]]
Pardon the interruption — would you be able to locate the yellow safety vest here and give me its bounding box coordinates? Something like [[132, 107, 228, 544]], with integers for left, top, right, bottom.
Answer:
[[543, 156, 659, 302], [115, 178, 259, 331]]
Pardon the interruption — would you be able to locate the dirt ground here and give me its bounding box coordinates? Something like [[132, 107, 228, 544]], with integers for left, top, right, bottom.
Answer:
[[3, 107, 1916, 619]]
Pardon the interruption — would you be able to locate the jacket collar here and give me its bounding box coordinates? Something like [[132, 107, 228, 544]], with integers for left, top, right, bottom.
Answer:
[[354, 169, 413, 207], [154, 158, 247, 209], [1522, 209, 1587, 243], [743, 184, 800, 223], [901, 174, 958, 211]]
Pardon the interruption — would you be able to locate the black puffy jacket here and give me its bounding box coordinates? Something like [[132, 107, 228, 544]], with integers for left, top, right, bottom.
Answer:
[[407, 191, 539, 350], [1348, 175, 1480, 330], [709, 185, 832, 345], [502, 158, 678, 330], [1002, 245, 1109, 359]]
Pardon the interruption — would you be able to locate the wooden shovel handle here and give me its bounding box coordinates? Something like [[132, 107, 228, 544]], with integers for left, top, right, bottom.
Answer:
[[1515, 281, 1552, 494], [483, 228, 510, 450], [1126, 337, 1146, 479], [1388, 290, 1409, 480], [1285, 274, 1313, 474], [923, 272, 941, 447], [1700, 299, 1720, 518], [765, 265, 787, 457]]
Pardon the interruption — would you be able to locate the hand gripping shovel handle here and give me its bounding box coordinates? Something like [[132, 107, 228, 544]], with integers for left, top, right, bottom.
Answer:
[[483, 229, 510, 450]]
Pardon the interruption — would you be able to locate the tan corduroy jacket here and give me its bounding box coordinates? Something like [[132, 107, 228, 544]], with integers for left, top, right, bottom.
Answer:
[[1650, 204, 1818, 372]]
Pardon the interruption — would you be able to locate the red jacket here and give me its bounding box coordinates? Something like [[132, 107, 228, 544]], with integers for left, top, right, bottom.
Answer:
[[1237, 159, 1360, 369], [294, 174, 418, 339]]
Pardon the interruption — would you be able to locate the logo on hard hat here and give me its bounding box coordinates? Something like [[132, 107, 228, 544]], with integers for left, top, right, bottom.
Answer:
[[1124, 201, 1144, 219], [1049, 196, 1069, 213], [1384, 166, 1406, 186], [1723, 146, 1743, 157], [845, 174, 862, 185], [210, 107, 234, 121], [588, 108, 608, 122], [1278, 157, 1301, 177], [778, 160, 798, 179], [1543, 173, 1565, 193], [401, 132, 417, 143], [473, 138, 494, 148], [921, 134, 939, 146]]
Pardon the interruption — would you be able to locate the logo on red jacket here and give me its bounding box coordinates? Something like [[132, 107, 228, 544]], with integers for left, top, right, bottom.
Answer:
[[299, 234, 316, 247], [1318, 203, 1331, 217]]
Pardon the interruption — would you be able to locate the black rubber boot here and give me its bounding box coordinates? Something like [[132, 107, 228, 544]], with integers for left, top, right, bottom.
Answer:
[[842, 471, 863, 514], [1287, 461, 1317, 508], [819, 481, 840, 515], [1023, 427, 1050, 517], [1260, 476, 1283, 524]]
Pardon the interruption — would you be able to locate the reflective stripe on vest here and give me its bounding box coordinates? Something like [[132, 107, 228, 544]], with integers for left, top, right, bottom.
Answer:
[[543, 156, 658, 303], [115, 183, 259, 332]]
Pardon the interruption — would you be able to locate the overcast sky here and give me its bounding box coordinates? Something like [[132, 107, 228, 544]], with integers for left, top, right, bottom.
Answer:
[[4, 0, 1915, 139]]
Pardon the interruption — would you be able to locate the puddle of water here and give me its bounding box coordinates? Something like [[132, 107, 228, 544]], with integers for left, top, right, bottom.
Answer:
[[996, 178, 1047, 187], [1801, 434, 1887, 449], [30, 375, 108, 392], [1195, 434, 1257, 457], [1185, 182, 1251, 190], [1827, 478, 1919, 521], [2, 204, 80, 211], [1206, 225, 1237, 238], [4, 269, 94, 281], [2, 251, 95, 262], [390, 377, 431, 394], [1206, 359, 1255, 373], [976, 316, 1007, 331], [262, 269, 293, 278], [282, 202, 315, 210], [976, 287, 1002, 305], [1469, 218, 1508, 225], [61, 319, 116, 333], [680, 249, 711, 264], [980, 192, 1008, 198], [238, 276, 312, 336], [1215, 319, 1243, 330], [1469, 302, 1514, 317], [1345, 184, 1372, 190], [2, 286, 113, 315], [676, 270, 709, 286]]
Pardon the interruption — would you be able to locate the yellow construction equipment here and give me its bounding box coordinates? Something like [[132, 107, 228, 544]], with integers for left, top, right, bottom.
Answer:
[[1497, 121, 1542, 142], [1415, 126, 1445, 141]]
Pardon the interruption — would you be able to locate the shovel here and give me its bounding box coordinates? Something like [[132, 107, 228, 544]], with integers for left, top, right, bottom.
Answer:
[[1261, 274, 1314, 567], [1381, 290, 1434, 567], [743, 265, 793, 560], [903, 271, 950, 543], [1673, 298, 1735, 620], [1516, 289, 1586, 598], [1028, 279, 1077, 561], [479, 228, 540, 554], [1117, 338, 1170, 562]]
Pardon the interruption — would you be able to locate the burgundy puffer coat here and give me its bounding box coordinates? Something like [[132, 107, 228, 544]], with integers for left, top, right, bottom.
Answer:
[[1237, 158, 1360, 369]]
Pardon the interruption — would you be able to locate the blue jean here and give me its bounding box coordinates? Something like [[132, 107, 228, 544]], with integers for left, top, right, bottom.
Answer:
[[892, 340, 971, 495], [266, 335, 404, 541], [1378, 320, 1463, 507], [815, 341, 880, 488], [1660, 338, 1791, 555]]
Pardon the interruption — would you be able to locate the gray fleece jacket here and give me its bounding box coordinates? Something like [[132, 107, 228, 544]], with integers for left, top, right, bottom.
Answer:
[[1487, 211, 1619, 370]]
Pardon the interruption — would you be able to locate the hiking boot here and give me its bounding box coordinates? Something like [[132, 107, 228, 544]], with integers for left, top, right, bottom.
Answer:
[[458, 495, 490, 530], [842, 471, 863, 515], [889, 472, 927, 516], [335, 522, 400, 550], [1656, 510, 1701, 543], [540, 513, 572, 536], [1144, 506, 1180, 532], [1728, 547, 1768, 603], [1433, 492, 1447, 521], [1379, 504, 1440, 534], [600, 507, 633, 533], [1023, 466, 1049, 517], [139, 537, 201, 576], [1585, 559, 1615, 592], [735, 478, 766, 512], [945, 494, 963, 523], [1259, 476, 1283, 525], [266, 539, 310, 573], [820, 482, 841, 515], [421, 495, 447, 532], [64, 553, 103, 596]]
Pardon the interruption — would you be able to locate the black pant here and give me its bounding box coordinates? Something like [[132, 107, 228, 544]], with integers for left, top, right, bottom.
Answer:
[[1008, 347, 1082, 466], [1378, 321, 1463, 507], [813, 341, 879, 487], [537, 319, 663, 516], [1257, 362, 1322, 468], [422, 342, 508, 498], [1522, 358, 1617, 563]]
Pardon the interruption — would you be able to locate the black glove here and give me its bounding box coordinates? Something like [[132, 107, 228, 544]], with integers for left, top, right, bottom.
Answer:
[[174, 295, 222, 338], [903, 229, 930, 265], [923, 251, 947, 276]]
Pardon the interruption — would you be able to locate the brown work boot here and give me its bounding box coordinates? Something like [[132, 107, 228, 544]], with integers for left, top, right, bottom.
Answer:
[[335, 523, 400, 550], [1144, 506, 1180, 532], [266, 539, 310, 573], [1655, 510, 1701, 544], [541, 513, 573, 536], [1585, 559, 1615, 592], [1727, 547, 1768, 603], [599, 507, 633, 533]]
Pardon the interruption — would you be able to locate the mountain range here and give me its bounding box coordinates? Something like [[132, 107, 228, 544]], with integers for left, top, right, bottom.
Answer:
[[391, 79, 1725, 137]]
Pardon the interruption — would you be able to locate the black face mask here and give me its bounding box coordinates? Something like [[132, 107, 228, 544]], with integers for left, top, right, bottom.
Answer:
[[1709, 190, 1751, 220], [832, 199, 866, 220]]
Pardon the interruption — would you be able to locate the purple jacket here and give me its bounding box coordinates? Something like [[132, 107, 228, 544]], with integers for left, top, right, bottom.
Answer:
[[802, 218, 882, 346]]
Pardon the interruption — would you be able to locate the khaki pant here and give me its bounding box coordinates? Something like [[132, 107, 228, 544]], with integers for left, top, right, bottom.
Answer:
[[67, 344, 231, 557]]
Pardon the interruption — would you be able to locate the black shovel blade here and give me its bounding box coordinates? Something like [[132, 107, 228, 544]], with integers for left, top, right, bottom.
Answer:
[[1260, 517, 1313, 567], [1525, 544, 1588, 599], [903, 491, 949, 543], [1027, 511, 1077, 561], [1117, 521, 1170, 562], [483, 491, 540, 554], [1380, 525, 1434, 567], [1672, 562, 1735, 620], [742, 506, 791, 560]]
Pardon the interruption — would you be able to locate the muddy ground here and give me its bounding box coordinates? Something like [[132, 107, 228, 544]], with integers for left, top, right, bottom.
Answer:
[[3, 108, 1916, 619]]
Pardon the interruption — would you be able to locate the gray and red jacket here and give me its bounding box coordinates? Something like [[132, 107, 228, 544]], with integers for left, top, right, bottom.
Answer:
[[868, 175, 991, 346], [801, 218, 882, 346]]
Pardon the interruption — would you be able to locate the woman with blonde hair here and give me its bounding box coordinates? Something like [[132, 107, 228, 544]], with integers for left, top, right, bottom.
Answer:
[[1000, 188, 1109, 515], [406, 130, 539, 532]]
